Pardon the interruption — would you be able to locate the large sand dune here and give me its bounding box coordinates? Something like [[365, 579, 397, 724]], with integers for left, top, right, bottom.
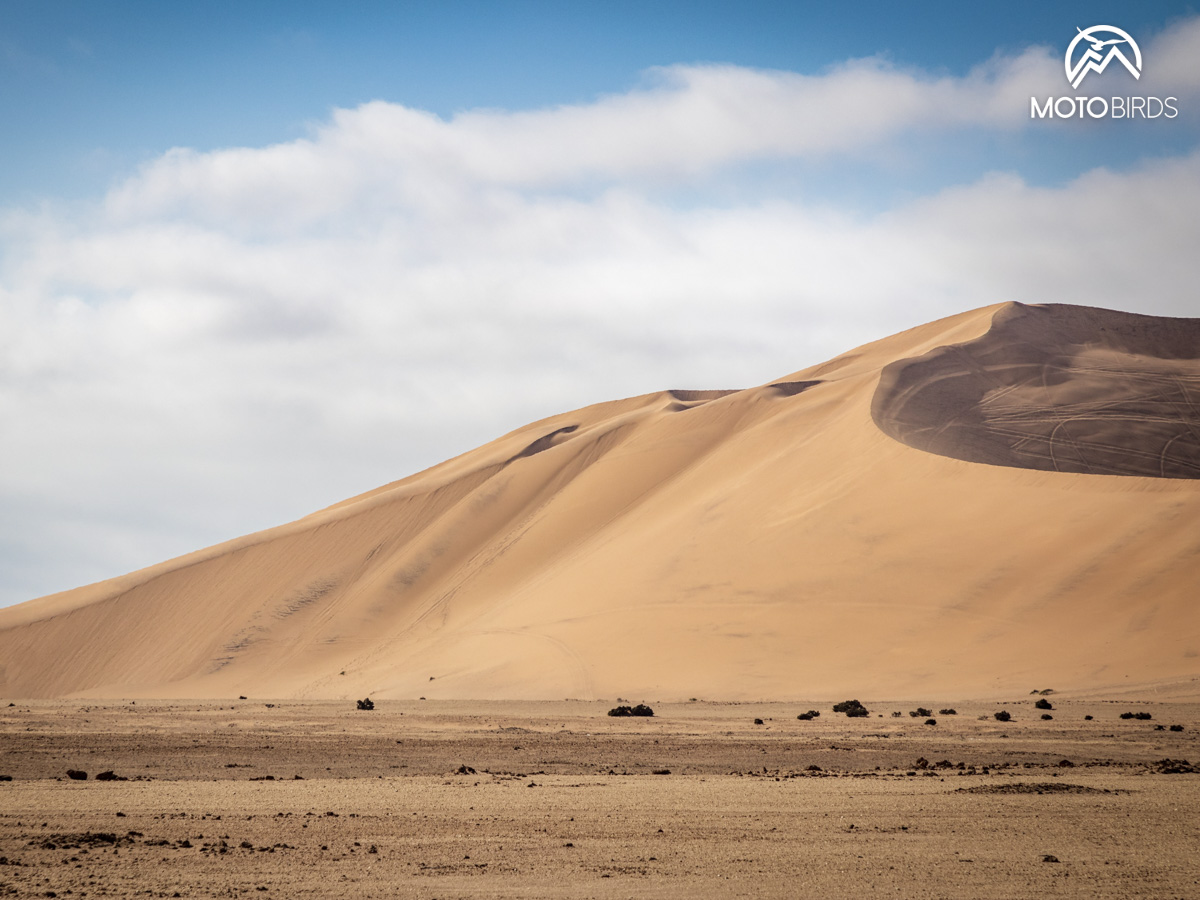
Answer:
[[2, 302, 1198, 700]]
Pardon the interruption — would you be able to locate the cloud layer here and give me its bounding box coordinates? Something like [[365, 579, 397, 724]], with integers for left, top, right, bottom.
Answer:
[[3, 20, 1200, 606]]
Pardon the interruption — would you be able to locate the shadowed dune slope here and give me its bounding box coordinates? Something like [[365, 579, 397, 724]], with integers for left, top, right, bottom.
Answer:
[[1, 302, 1199, 700], [872, 303, 1200, 478]]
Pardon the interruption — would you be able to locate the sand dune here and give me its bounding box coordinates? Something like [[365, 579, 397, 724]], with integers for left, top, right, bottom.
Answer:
[[1, 302, 1198, 700]]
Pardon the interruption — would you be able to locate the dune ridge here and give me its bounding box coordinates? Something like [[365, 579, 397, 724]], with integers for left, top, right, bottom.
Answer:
[[1, 302, 1198, 700]]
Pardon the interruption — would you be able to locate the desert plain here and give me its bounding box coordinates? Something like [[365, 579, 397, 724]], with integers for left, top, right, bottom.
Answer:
[[1, 695, 1199, 899]]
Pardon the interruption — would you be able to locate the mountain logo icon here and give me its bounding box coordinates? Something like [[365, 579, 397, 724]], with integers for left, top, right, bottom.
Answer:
[[1065, 25, 1142, 90]]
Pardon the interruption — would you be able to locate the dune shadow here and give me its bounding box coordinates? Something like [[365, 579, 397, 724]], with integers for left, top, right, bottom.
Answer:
[[871, 303, 1200, 479]]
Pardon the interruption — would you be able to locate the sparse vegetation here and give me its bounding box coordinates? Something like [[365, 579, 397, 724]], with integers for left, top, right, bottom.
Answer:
[[356, 698, 375, 711], [1120, 711, 1152, 720], [909, 707, 932, 718], [796, 709, 820, 720], [939, 708, 957, 715], [924, 718, 937, 726], [994, 710, 1011, 722], [1041, 714, 1053, 720], [607, 704, 654, 717], [1152, 759, 1198, 774], [1035, 698, 1053, 710], [833, 699, 869, 718]]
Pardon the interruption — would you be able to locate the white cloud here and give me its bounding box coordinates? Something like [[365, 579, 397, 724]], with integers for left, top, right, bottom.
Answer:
[[3, 18, 1200, 606]]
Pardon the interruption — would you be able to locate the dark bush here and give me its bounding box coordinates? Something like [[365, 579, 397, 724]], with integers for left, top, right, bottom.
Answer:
[[833, 699, 868, 717], [95, 770, 126, 781], [938, 708, 957, 715], [66, 769, 87, 780], [924, 718, 937, 726], [1084, 715, 1093, 720], [607, 704, 654, 717], [994, 710, 1011, 722], [1119, 711, 1152, 720], [1035, 698, 1053, 710], [356, 698, 375, 711], [796, 709, 820, 720], [1170, 724, 1184, 732], [1152, 758, 1198, 774], [1041, 714, 1053, 720], [753, 718, 764, 725]]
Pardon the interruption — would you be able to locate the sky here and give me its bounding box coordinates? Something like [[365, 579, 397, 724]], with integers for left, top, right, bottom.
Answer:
[[2, 1, 1200, 607]]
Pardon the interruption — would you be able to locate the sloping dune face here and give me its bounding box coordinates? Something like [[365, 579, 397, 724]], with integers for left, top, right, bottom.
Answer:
[[1, 303, 1199, 700], [872, 303, 1200, 478]]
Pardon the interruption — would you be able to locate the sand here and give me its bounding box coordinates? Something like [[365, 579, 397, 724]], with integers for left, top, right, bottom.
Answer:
[[1, 698, 1198, 898], [872, 303, 1200, 478], [1, 302, 1198, 701]]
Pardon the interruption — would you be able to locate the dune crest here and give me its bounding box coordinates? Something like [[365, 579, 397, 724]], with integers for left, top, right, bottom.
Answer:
[[2, 303, 1198, 700]]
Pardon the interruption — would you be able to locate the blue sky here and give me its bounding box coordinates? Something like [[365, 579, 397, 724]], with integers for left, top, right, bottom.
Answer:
[[3, 1, 1196, 201], [2, 1, 1199, 607]]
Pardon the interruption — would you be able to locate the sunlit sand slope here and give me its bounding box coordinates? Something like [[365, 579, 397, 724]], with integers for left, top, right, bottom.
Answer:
[[1, 303, 1197, 700]]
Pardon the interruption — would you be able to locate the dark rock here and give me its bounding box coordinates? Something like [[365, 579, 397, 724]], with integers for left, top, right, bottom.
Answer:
[[66, 770, 87, 781], [356, 698, 375, 711], [607, 704, 654, 717], [993, 711, 1011, 722]]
